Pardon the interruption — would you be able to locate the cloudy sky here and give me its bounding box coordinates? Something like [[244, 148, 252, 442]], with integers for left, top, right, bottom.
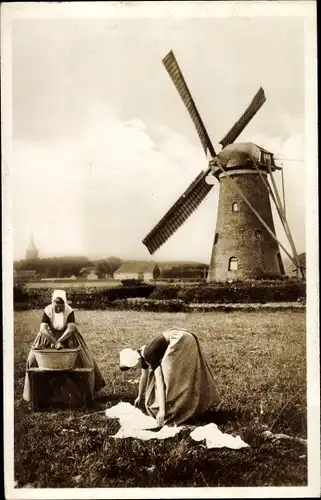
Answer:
[[7, 4, 311, 263]]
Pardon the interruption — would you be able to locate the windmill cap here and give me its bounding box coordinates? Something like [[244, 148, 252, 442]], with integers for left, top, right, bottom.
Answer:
[[216, 142, 276, 171]]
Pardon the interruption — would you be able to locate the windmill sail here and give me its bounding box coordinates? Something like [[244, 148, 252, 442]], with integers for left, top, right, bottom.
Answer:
[[143, 168, 213, 254], [219, 87, 266, 148], [163, 50, 216, 158]]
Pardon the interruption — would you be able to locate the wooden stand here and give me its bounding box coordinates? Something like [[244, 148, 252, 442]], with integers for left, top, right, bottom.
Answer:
[[27, 367, 94, 411]]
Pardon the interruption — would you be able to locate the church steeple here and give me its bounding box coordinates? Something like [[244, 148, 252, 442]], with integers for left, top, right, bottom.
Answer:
[[26, 232, 39, 260]]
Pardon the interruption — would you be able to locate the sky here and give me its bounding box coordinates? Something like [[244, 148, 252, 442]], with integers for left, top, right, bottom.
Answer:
[[8, 6, 308, 263]]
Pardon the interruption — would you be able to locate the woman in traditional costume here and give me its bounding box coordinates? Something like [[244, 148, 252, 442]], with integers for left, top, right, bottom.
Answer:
[[23, 289, 106, 402], [119, 327, 221, 427]]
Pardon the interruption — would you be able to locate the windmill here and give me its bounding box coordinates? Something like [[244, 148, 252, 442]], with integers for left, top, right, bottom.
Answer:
[[142, 50, 305, 282]]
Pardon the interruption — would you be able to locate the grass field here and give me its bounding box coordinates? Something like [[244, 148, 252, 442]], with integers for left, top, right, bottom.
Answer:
[[14, 309, 307, 488]]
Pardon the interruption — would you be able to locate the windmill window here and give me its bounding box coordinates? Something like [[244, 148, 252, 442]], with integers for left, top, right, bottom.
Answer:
[[214, 233, 219, 245], [254, 230, 263, 241], [228, 257, 238, 271], [232, 202, 239, 212]]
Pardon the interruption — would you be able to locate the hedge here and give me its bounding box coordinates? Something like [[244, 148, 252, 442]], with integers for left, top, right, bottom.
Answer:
[[13, 280, 306, 311], [149, 285, 182, 300], [14, 283, 28, 302], [154, 281, 306, 304], [13, 284, 156, 310]]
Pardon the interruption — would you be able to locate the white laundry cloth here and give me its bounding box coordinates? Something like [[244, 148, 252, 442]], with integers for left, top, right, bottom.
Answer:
[[106, 403, 249, 449], [112, 425, 183, 441], [105, 402, 183, 440], [190, 423, 249, 450]]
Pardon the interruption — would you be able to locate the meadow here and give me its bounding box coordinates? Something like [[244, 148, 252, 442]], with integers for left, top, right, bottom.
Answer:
[[14, 309, 307, 488]]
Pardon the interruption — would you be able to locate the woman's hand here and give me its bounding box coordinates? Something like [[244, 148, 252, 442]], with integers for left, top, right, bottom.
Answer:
[[55, 342, 64, 350], [134, 396, 143, 408], [156, 410, 165, 427]]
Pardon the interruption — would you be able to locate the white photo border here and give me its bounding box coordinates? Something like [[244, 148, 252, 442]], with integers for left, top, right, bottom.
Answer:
[[1, 1, 319, 499]]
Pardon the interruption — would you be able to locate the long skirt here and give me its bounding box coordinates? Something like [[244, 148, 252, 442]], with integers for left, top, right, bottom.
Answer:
[[144, 328, 221, 425], [23, 327, 106, 402]]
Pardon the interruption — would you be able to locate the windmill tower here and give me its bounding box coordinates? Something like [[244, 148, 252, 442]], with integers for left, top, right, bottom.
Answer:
[[208, 142, 284, 281], [142, 51, 304, 282], [26, 233, 39, 260]]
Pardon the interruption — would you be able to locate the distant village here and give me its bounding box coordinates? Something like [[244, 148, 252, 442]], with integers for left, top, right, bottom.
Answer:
[[14, 235, 211, 284]]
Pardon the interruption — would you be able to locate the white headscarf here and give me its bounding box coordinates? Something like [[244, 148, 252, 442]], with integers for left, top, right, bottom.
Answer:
[[119, 348, 140, 368], [52, 289, 68, 303], [44, 289, 73, 331]]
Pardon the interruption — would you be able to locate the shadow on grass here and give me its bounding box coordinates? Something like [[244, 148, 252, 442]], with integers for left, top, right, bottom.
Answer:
[[186, 407, 240, 427]]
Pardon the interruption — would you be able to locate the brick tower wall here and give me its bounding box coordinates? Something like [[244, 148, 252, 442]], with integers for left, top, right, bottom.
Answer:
[[208, 170, 284, 282]]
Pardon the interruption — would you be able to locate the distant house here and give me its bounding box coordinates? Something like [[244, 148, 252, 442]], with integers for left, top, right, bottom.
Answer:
[[15, 270, 37, 282], [79, 267, 98, 280], [114, 262, 160, 282], [86, 271, 99, 280], [285, 252, 306, 278]]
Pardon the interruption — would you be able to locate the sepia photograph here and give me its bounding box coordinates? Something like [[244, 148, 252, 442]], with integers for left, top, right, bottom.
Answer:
[[1, 1, 319, 498]]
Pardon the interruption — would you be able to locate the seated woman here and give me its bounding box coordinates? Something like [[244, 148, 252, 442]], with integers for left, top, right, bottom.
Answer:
[[119, 327, 221, 427], [23, 289, 106, 403]]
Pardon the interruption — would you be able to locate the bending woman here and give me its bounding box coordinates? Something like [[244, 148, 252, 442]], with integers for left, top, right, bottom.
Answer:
[[23, 289, 106, 402], [119, 327, 221, 427]]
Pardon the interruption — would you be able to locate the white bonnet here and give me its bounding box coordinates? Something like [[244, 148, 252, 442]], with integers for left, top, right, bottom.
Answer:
[[119, 348, 140, 368], [52, 289, 67, 303]]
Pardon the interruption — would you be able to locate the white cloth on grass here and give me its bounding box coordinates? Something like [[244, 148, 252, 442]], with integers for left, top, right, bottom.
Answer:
[[105, 402, 249, 449], [105, 402, 183, 440], [112, 424, 183, 441], [190, 423, 249, 449]]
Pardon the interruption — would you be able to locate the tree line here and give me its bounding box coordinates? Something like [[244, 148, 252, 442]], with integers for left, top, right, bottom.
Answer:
[[14, 256, 122, 279], [14, 257, 209, 280]]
